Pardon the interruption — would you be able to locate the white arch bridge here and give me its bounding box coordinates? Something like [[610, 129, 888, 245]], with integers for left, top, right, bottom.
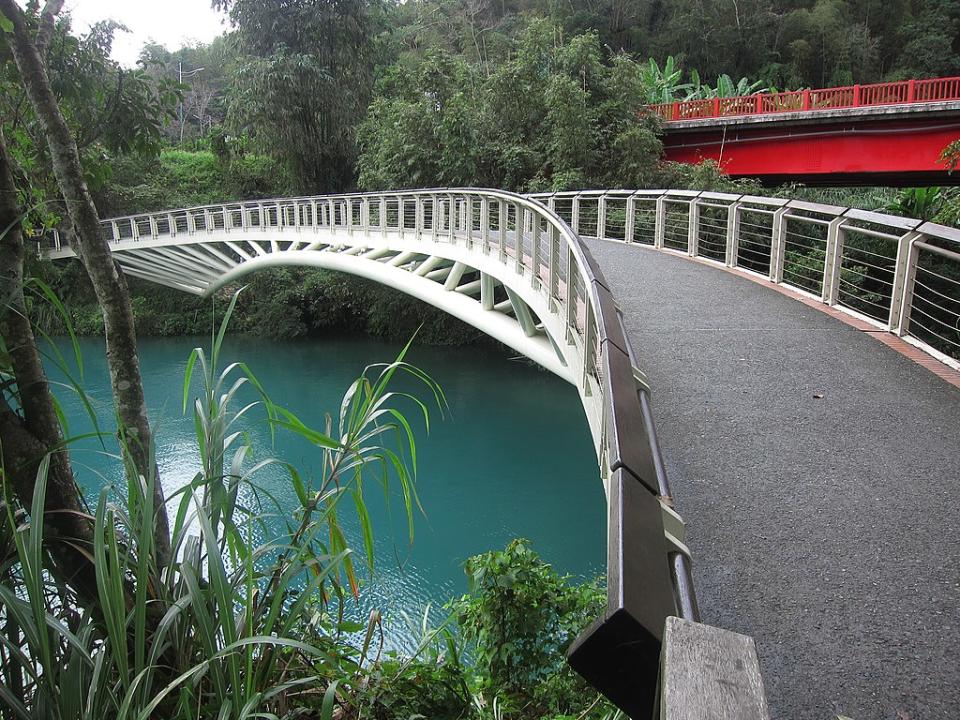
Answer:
[[44, 188, 960, 718]]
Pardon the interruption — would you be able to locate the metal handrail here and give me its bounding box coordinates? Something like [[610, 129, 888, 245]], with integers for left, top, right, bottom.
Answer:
[[43, 188, 696, 716], [648, 75, 960, 122], [527, 190, 960, 371]]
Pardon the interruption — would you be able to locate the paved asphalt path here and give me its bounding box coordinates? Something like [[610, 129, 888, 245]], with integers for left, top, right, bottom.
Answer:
[[589, 239, 960, 720]]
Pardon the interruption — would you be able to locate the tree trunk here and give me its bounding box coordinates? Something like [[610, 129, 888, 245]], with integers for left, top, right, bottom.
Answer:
[[0, 0, 171, 567], [0, 128, 98, 605]]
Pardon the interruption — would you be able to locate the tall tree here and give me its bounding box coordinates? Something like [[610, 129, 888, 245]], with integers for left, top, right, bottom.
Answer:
[[214, 0, 380, 192], [0, 0, 171, 567]]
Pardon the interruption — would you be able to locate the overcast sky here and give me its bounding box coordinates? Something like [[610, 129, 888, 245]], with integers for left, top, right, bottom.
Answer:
[[65, 0, 228, 67]]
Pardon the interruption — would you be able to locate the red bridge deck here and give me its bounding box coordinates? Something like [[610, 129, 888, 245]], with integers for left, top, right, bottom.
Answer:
[[648, 78, 960, 185]]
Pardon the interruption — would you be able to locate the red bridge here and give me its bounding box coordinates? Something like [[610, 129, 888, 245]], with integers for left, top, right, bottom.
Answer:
[[650, 77, 960, 186]]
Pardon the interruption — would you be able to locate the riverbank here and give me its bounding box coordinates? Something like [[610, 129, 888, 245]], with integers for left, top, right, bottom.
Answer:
[[35, 262, 500, 346]]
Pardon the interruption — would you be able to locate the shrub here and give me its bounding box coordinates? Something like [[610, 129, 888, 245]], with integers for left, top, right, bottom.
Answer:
[[451, 539, 609, 719]]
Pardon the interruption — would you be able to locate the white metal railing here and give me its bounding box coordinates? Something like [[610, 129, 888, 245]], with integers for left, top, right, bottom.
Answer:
[[45, 189, 609, 410], [528, 190, 960, 371], [42, 187, 696, 628]]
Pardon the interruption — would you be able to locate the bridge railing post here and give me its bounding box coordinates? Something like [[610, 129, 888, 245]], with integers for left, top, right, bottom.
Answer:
[[889, 232, 922, 335], [549, 223, 560, 309], [565, 246, 576, 344], [822, 217, 847, 305], [687, 197, 700, 257], [446, 193, 455, 243], [769, 207, 789, 283], [531, 213, 541, 289], [572, 195, 581, 236], [625, 195, 636, 243], [597, 196, 606, 239], [515, 205, 525, 276], [654, 195, 666, 250], [480, 197, 490, 252], [498, 199, 507, 261], [725, 201, 741, 267]]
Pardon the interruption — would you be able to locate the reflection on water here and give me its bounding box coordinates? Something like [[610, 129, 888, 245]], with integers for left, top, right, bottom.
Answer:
[[49, 334, 605, 650]]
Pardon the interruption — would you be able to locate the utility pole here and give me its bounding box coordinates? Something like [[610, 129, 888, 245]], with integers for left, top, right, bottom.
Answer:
[[178, 61, 205, 145]]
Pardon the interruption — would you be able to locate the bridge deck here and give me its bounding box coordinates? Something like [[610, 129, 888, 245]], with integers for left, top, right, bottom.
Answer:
[[591, 239, 960, 720]]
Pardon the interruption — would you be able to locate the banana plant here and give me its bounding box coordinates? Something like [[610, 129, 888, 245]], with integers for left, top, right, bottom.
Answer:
[[639, 56, 693, 103]]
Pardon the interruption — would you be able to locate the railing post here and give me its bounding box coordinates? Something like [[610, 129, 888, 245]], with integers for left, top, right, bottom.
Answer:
[[654, 195, 666, 250], [852, 84, 861, 106], [549, 223, 560, 308], [581, 310, 595, 394], [822, 217, 846, 304], [149, 216, 159, 239], [547, 195, 556, 213], [515, 205, 525, 276], [754, 93, 763, 113], [889, 231, 922, 334], [725, 201, 741, 267], [712, 97, 720, 116], [531, 214, 541, 288], [110, 220, 120, 242], [802, 89, 811, 111], [430, 196, 438, 242], [625, 195, 636, 243], [168, 213, 177, 237], [907, 79, 916, 103], [498, 200, 507, 261], [597, 196, 606, 239], [572, 195, 581, 235], [481, 197, 490, 251], [769, 207, 788, 282], [687, 198, 700, 257], [447, 193, 456, 242], [565, 247, 576, 343]]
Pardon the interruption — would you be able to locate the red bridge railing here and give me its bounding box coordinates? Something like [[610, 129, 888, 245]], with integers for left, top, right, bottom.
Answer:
[[650, 76, 960, 122]]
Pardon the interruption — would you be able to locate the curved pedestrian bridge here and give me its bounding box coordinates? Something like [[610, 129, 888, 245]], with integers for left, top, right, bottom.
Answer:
[[45, 189, 960, 719]]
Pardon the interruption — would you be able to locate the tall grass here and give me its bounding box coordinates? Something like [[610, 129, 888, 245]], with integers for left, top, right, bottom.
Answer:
[[0, 291, 445, 719]]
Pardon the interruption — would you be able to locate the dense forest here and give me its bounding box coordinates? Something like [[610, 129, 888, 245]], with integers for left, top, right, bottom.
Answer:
[[5, 0, 957, 338]]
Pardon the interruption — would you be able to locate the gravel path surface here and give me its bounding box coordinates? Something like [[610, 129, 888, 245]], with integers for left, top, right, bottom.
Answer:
[[590, 239, 960, 720]]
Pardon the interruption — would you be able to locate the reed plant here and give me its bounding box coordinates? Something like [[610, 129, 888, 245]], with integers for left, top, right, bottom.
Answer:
[[0, 290, 445, 719]]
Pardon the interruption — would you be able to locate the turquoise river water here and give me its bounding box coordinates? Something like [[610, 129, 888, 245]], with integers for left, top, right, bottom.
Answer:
[[50, 335, 605, 649]]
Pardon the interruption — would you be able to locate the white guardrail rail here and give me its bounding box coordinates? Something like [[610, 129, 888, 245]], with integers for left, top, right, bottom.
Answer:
[[528, 190, 960, 371]]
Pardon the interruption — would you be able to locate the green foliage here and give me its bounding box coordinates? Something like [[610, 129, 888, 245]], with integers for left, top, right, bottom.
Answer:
[[1, 10, 180, 210], [452, 539, 608, 718], [214, 0, 379, 193], [93, 148, 294, 218], [0, 293, 446, 718], [885, 186, 959, 222], [359, 22, 665, 193]]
